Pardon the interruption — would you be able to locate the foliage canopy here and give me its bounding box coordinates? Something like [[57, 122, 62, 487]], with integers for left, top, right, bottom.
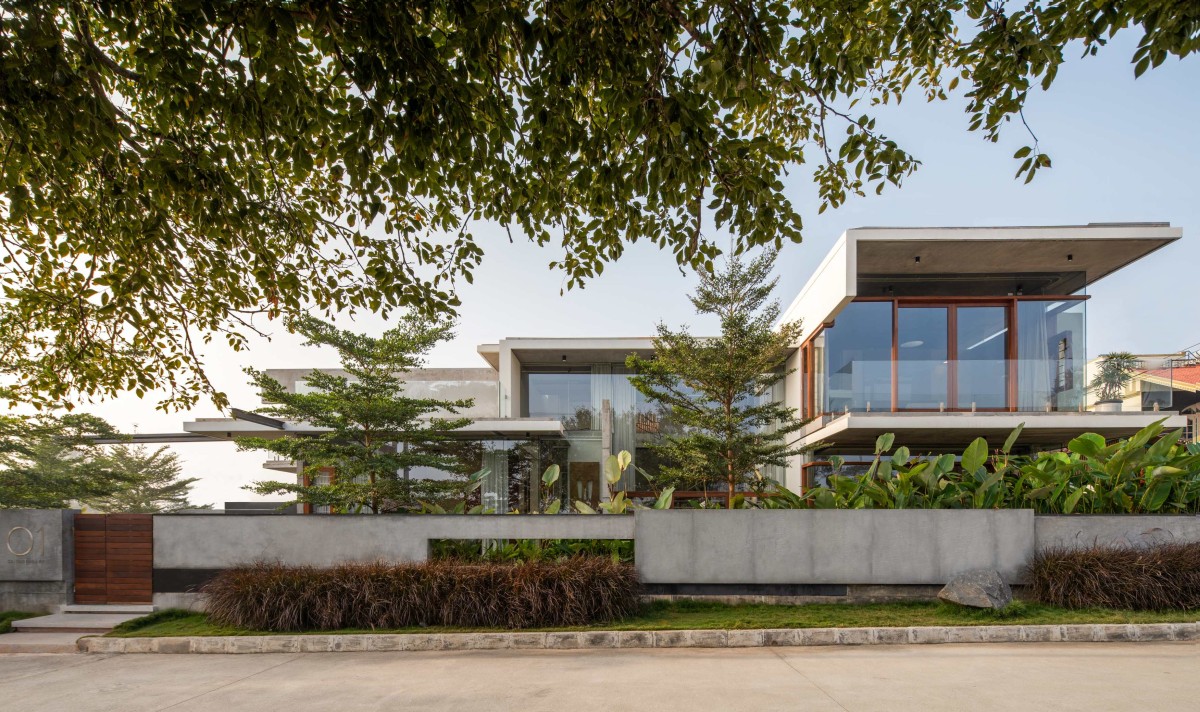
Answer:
[[0, 413, 128, 508], [2, 1, 1197, 409]]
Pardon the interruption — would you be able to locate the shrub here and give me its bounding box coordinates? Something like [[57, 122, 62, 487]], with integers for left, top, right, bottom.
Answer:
[[780, 420, 1200, 513], [202, 557, 640, 631], [430, 538, 635, 563], [1029, 543, 1200, 610]]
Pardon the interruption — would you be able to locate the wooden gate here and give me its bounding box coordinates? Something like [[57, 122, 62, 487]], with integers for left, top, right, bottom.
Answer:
[[74, 514, 153, 604]]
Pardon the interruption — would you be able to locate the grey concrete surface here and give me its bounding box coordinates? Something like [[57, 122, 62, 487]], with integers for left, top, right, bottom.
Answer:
[[635, 509, 1035, 584], [1036, 515, 1200, 549], [3, 643, 1199, 711], [153, 514, 635, 569], [13, 611, 145, 632], [0, 631, 89, 654], [0, 510, 75, 611]]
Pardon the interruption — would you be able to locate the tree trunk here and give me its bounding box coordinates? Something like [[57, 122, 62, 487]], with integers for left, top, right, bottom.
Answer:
[[726, 449, 735, 509]]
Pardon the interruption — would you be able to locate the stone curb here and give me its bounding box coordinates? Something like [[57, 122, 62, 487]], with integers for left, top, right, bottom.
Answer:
[[79, 622, 1200, 654]]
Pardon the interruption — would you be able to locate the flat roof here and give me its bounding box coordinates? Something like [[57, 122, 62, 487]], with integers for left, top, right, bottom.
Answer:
[[850, 224, 1180, 286]]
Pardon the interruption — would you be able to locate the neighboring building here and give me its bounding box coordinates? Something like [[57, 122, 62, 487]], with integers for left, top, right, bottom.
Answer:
[[1090, 352, 1200, 442], [179, 223, 1187, 508]]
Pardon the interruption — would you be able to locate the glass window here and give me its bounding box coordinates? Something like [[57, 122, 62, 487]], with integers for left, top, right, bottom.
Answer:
[[822, 301, 892, 413], [523, 369, 595, 430], [897, 306, 949, 409], [1017, 300, 1086, 411], [956, 306, 1008, 409]]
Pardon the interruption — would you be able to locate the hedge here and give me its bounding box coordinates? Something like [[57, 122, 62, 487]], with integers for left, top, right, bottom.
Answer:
[[202, 558, 640, 631], [1029, 542, 1200, 610]]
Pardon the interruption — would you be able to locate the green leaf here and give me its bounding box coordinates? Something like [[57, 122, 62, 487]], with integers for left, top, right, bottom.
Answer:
[[1062, 486, 1087, 514], [1002, 424, 1024, 454], [654, 486, 676, 510], [875, 433, 895, 455], [544, 499, 562, 515], [962, 437, 988, 474], [542, 464, 561, 486], [617, 450, 632, 472], [574, 500, 597, 514], [1068, 433, 1107, 459], [604, 455, 622, 485]]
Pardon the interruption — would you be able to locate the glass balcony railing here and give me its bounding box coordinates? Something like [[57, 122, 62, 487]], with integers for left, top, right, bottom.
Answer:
[[819, 359, 1088, 414]]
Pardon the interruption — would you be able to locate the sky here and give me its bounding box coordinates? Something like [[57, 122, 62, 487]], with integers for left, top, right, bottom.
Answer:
[[64, 35, 1200, 508]]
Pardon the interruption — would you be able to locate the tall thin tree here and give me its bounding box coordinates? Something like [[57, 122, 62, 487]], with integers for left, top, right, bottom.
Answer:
[[627, 252, 805, 508]]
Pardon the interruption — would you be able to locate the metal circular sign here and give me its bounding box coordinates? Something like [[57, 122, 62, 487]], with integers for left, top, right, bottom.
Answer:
[[6, 526, 34, 557]]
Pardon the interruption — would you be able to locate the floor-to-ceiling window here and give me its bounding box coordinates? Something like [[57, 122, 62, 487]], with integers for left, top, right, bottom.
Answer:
[[821, 301, 892, 413], [955, 305, 1009, 409], [1016, 299, 1086, 411], [812, 297, 1086, 414]]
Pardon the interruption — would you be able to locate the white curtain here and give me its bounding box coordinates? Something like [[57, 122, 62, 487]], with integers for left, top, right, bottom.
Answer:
[[1017, 302, 1052, 411]]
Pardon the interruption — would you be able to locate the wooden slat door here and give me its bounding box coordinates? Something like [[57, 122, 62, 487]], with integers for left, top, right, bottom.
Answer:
[[73, 514, 108, 604], [73, 514, 153, 604]]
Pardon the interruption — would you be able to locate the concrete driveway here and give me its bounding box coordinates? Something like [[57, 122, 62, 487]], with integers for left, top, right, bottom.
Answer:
[[1, 643, 1197, 711]]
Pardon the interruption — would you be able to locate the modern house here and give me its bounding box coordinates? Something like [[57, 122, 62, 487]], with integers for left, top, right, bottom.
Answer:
[[180, 223, 1188, 510]]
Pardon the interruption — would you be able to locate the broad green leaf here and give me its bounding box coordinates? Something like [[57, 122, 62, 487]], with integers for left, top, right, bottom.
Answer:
[[1002, 424, 1025, 454], [1067, 433, 1106, 459], [545, 499, 562, 515], [617, 450, 632, 472], [541, 464, 561, 486], [574, 500, 598, 514], [604, 455, 622, 485], [654, 486, 676, 510], [875, 433, 895, 455], [962, 437, 988, 474]]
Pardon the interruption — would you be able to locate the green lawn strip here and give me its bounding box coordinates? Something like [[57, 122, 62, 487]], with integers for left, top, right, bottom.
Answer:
[[107, 600, 1200, 638], [0, 611, 38, 634]]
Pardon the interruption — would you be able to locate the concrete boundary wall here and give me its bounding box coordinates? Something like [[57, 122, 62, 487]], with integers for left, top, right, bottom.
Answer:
[[153, 514, 635, 569], [1035, 515, 1200, 550], [0, 510, 76, 612], [635, 510, 1035, 585]]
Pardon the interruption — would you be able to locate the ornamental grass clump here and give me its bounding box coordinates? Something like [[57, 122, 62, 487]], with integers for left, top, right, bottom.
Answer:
[[1029, 543, 1200, 611], [202, 557, 640, 632]]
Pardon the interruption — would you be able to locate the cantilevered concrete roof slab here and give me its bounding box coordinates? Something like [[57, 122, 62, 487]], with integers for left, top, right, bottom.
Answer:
[[852, 224, 1180, 285], [781, 223, 1181, 342], [182, 415, 564, 441]]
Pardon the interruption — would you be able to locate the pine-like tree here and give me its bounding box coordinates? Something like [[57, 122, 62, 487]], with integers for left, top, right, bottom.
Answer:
[[0, 414, 129, 509], [88, 444, 208, 513], [627, 251, 805, 508], [237, 315, 474, 514]]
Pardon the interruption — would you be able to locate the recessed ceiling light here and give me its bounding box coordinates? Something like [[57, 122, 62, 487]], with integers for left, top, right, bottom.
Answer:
[[900, 340, 924, 348]]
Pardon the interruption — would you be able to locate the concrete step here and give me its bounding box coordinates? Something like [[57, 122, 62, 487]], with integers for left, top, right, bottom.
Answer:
[[59, 604, 154, 615], [0, 632, 88, 654], [12, 612, 146, 634]]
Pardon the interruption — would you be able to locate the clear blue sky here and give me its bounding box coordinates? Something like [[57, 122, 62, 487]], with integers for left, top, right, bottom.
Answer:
[[100, 34, 1200, 507]]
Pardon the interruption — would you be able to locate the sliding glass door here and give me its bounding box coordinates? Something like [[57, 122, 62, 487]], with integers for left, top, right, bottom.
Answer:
[[955, 306, 1009, 409], [897, 306, 949, 409], [897, 302, 1011, 411]]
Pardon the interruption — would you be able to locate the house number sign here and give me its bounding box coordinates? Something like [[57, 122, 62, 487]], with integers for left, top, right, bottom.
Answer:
[[6, 526, 43, 558]]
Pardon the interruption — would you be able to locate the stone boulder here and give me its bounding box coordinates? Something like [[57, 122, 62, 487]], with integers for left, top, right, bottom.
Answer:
[[937, 569, 1013, 609]]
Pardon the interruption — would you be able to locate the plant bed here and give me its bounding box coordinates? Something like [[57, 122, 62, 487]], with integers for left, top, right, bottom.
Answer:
[[1030, 542, 1200, 610], [106, 600, 1199, 638], [201, 558, 640, 631]]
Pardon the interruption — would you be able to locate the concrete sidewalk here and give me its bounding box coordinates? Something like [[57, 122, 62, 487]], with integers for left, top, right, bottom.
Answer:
[[2, 642, 1198, 711]]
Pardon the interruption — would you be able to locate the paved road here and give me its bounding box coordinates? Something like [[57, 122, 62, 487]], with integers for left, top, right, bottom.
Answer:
[[1, 643, 1197, 711]]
